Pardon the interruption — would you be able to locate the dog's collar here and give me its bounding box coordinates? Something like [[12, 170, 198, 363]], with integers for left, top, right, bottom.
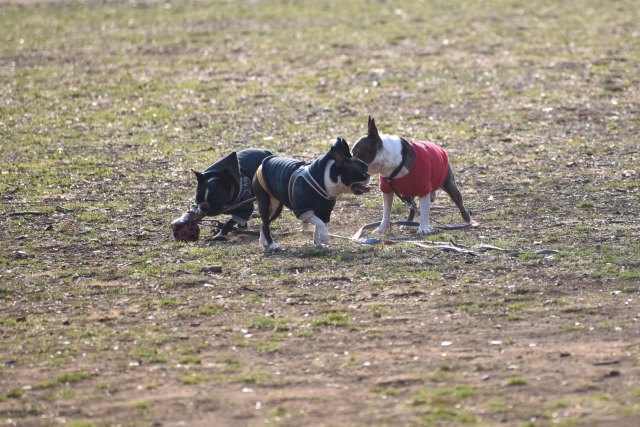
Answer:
[[383, 138, 415, 181]]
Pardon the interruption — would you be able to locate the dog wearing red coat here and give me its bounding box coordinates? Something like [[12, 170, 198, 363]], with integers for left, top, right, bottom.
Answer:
[[352, 116, 477, 234]]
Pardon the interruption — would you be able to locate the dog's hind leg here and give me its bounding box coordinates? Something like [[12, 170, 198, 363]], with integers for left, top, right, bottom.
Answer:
[[269, 202, 283, 223], [441, 165, 474, 224], [405, 197, 417, 222], [252, 175, 280, 251], [263, 200, 283, 251]]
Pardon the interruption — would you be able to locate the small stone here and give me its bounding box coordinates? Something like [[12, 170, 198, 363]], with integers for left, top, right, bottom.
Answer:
[[202, 265, 223, 273], [12, 251, 29, 259], [604, 370, 620, 378]]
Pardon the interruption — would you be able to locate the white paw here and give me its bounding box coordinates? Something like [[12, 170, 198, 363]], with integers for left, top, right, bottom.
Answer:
[[259, 231, 268, 247], [417, 227, 431, 235], [314, 231, 330, 246], [266, 242, 281, 252], [212, 232, 228, 241], [171, 212, 192, 226], [374, 225, 389, 234]]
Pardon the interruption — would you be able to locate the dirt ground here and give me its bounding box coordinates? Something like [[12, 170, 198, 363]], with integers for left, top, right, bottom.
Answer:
[[1, 0, 639, 426]]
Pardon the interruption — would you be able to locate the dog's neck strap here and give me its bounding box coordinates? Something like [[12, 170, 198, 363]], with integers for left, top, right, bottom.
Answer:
[[220, 194, 256, 214], [383, 138, 415, 181], [290, 165, 335, 203]]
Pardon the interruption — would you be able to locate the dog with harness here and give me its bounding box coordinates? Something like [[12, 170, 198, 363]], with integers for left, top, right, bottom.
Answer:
[[253, 138, 371, 251], [352, 116, 477, 235], [171, 149, 272, 241]]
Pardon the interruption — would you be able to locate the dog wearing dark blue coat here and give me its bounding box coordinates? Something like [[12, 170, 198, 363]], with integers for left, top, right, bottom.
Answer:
[[173, 149, 272, 240], [253, 138, 370, 251]]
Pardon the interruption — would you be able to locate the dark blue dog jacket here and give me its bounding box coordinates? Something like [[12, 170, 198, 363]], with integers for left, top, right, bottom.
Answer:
[[200, 149, 272, 225], [259, 152, 337, 224]]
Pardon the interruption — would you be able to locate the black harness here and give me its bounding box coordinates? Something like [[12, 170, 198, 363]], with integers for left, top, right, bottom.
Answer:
[[288, 163, 335, 207], [219, 175, 255, 214]]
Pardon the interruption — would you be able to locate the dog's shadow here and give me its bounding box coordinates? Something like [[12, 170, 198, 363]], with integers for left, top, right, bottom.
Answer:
[[202, 229, 259, 245], [203, 227, 376, 262], [262, 239, 376, 261]]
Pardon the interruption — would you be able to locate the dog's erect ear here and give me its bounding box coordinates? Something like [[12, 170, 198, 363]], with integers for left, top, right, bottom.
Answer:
[[334, 137, 352, 158], [202, 151, 241, 186], [192, 169, 206, 182], [330, 145, 347, 164], [367, 116, 379, 137]]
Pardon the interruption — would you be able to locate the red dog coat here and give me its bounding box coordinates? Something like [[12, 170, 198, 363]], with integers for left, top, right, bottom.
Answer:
[[380, 141, 449, 197]]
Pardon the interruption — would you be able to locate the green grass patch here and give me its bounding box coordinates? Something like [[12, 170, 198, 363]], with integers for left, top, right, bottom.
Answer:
[[311, 311, 351, 328], [131, 347, 168, 364], [1, 388, 24, 400], [178, 355, 202, 365], [412, 385, 478, 425], [217, 355, 241, 373], [197, 304, 226, 316], [178, 372, 211, 386], [247, 315, 293, 332], [38, 371, 92, 389], [505, 377, 527, 387]]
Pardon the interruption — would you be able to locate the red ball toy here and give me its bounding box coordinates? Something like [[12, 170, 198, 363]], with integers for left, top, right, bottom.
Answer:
[[172, 219, 200, 242]]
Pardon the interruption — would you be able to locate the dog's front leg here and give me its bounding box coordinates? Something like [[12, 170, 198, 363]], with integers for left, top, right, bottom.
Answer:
[[417, 193, 432, 234], [212, 219, 236, 241], [375, 192, 394, 234], [306, 214, 330, 247]]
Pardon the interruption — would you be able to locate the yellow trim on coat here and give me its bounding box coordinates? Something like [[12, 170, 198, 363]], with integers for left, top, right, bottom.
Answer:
[[255, 165, 276, 200]]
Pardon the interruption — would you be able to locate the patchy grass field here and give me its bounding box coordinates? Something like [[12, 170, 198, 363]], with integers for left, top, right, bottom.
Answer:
[[1, 0, 639, 426]]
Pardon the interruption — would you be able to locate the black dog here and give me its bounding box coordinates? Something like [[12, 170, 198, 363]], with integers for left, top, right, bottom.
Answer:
[[173, 149, 272, 240], [252, 138, 370, 251]]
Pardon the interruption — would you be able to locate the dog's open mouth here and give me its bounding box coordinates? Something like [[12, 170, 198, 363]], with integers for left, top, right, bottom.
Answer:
[[350, 183, 372, 195]]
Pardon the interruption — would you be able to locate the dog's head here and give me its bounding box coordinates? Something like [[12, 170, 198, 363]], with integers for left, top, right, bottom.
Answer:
[[192, 151, 242, 216], [328, 137, 371, 195], [351, 116, 383, 165]]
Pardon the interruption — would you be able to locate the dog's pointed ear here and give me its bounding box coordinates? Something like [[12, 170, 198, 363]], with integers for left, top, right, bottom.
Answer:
[[202, 151, 241, 185], [330, 144, 346, 164], [335, 137, 352, 158], [367, 116, 379, 137], [192, 169, 206, 181], [222, 151, 241, 185]]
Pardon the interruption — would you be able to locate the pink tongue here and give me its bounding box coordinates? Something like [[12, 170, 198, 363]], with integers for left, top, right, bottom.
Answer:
[[353, 184, 372, 193]]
